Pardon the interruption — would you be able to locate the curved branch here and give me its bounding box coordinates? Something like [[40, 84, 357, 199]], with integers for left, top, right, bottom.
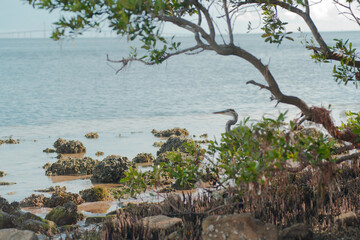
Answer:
[[237, 0, 328, 52], [107, 45, 204, 73], [194, 0, 216, 41], [212, 44, 312, 116]]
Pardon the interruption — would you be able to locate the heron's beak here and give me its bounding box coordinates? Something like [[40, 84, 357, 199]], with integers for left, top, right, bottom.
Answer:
[[213, 110, 226, 114]]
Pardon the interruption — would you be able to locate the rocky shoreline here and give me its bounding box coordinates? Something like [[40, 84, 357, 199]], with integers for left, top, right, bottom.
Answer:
[[1, 128, 360, 239]]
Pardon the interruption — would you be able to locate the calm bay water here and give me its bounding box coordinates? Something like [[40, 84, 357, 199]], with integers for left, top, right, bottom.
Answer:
[[0, 32, 359, 202]]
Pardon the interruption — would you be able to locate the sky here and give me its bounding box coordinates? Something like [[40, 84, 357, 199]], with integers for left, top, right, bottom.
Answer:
[[0, 0, 358, 38]]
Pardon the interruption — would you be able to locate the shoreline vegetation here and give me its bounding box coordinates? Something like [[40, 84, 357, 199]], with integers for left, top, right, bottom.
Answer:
[[1, 119, 360, 239]]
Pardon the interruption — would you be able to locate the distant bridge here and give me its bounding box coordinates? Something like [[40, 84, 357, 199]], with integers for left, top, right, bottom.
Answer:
[[0, 29, 115, 38]]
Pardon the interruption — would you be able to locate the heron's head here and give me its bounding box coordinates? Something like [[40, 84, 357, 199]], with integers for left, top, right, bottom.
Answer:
[[213, 109, 237, 117]]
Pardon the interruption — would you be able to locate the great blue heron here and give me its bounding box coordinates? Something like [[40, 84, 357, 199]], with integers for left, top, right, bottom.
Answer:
[[213, 109, 238, 132]]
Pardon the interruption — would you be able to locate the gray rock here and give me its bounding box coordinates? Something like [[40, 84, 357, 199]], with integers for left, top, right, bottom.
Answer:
[[156, 136, 190, 156], [53, 138, 86, 154], [0, 228, 39, 240], [45, 201, 85, 226], [91, 155, 132, 183], [202, 213, 278, 240], [141, 215, 182, 231], [43, 157, 99, 176]]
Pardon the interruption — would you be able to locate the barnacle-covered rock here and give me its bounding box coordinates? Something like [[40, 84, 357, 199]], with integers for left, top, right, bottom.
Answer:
[[132, 153, 155, 163], [20, 190, 84, 208], [156, 136, 190, 156], [4, 138, 18, 144], [80, 186, 113, 202], [151, 128, 189, 138], [45, 201, 85, 226], [20, 194, 48, 208], [85, 132, 99, 139], [43, 157, 99, 176], [95, 151, 104, 157], [53, 138, 86, 154], [91, 155, 131, 183], [43, 148, 56, 153]]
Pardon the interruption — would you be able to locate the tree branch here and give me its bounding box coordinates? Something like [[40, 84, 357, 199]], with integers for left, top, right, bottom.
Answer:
[[223, 0, 234, 45], [236, 0, 328, 52], [194, 1, 216, 41], [107, 45, 203, 74]]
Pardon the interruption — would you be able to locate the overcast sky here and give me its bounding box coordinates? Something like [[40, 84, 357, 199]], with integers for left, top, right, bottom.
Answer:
[[0, 0, 358, 37]]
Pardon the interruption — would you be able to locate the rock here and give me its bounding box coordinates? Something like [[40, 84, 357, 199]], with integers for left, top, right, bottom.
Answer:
[[153, 141, 164, 148], [35, 186, 66, 193], [80, 186, 113, 202], [42, 148, 55, 153], [0, 197, 20, 215], [141, 215, 182, 231], [46, 190, 84, 207], [17, 212, 58, 236], [0, 182, 15, 186], [91, 155, 132, 183], [200, 133, 208, 138], [0, 210, 16, 228], [5, 138, 18, 144], [43, 157, 99, 176], [201, 213, 278, 240], [0, 171, 6, 177], [0, 228, 39, 240], [20, 190, 84, 208], [152, 128, 189, 138], [85, 132, 99, 139], [156, 136, 190, 156], [335, 211, 358, 227], [279, 223, 313, 240], [45, 201, 85, 226], [20, 194, 48, 208], [132, 153, 155, 163], [85, 215, 116, 225], [95, 151, 104, 157], [53, 138, 86, 154]]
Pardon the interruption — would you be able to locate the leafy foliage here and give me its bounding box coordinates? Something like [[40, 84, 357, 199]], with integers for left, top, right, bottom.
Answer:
[[260, 5, 293, 44], [207, 113, 336, 186], [121, 140, 205, 197], [340, 111, 360, 138], [121, 113, 339, 197]]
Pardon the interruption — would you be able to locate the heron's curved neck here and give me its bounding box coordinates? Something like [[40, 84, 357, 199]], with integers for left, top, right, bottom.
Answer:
[[225, 113, 238, 132]]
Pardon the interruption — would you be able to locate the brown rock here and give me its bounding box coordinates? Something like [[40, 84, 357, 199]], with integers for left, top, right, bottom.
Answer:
[[201, 213, 278, 240], [141, 215, 182, 231], [280, 223, 313, 240], [132, 153, 155, 163], [53, 138, 86, 154], [151, 128, 189, 138], [85, 132, 99, 139], [335, 211, 358, 227]]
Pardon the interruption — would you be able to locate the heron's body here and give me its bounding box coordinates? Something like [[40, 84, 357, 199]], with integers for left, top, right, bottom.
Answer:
[[213, 109, 238, 132]]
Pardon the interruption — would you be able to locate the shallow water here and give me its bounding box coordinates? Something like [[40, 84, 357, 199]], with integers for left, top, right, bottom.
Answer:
[[0, 32, 359, 204]]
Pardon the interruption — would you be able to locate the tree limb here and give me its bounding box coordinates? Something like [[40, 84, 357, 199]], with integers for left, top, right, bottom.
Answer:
[[107, 45, 203, 73]]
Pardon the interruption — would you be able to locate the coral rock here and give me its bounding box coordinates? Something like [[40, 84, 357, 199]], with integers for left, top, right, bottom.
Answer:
[[43, 157, 99, 176], [53, 138, 86, 154], [132, 153, 155, 163], [151, 128, 189, 138], [91, 155, 131, 183]]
